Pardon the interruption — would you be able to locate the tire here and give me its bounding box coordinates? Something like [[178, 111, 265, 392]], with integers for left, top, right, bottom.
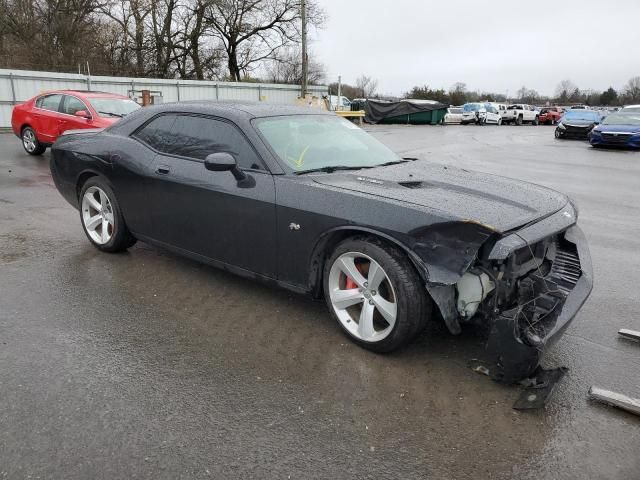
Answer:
[[554, 129, 561, 139], [323, 236, 431, 353], [516, 115, 523, 126], [79, 177, 136, 253], [21, 127, 46, 156], [533, 116, 539, 126], [497, 118, 502, 126]]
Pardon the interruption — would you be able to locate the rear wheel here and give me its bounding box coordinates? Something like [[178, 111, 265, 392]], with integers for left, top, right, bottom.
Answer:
[[516, 115, 523, 126], [79, 177, 136, 252], [533, 116, 540, 126], [324, 237, 430, 353], [21, 127, 46, 156]]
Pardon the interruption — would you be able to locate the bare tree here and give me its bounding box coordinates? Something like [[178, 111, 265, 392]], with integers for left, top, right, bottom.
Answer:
[[623, 76, 640, 103], [355, 74, 378, 98], [1, 0, 108, 71], [0, 0, 326, 82], [99, 0, 152, 76], [204, 0, 324, 81], [555, 79, 577, 102], [264, 46, 325, 85], [516, 86, 539, 104], [449, 82, 467, 105]]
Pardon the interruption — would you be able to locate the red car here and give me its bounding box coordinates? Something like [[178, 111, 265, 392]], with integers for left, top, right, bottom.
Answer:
[[11, 90, 140, 155], [538, 107, 563, 125]]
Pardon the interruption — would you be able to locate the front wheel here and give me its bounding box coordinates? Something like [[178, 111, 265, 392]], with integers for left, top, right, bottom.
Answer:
[[497, 118, 502, 126], [324, 237, 430, 353], [79, 177, 136, 252], [21, 127, 46, 156]]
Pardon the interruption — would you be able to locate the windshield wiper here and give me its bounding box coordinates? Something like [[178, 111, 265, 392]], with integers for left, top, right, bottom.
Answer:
[[378, 159, 411, 166], [98, 111, 124, 118], [295, 165, 370, 175]]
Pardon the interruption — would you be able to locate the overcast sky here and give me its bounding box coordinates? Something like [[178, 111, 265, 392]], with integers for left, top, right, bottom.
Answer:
[[310, 0, 639, 97]]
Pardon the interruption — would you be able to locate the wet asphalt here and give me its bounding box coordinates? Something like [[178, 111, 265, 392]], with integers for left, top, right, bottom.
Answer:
[[1, 125, 639, 479]]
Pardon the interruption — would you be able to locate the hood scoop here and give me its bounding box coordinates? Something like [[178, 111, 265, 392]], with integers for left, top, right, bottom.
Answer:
[[398, 180, 427, 189]]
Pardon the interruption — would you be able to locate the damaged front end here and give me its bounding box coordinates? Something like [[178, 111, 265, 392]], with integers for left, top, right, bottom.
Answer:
[[416, 204, 593, 383]]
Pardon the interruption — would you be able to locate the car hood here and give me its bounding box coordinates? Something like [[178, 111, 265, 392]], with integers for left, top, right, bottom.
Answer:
[[596, 124, 640, 133], [310, 162, 568, 233]]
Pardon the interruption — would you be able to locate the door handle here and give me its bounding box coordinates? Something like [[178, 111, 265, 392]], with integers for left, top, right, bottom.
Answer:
[[155, 165, 170, 175]]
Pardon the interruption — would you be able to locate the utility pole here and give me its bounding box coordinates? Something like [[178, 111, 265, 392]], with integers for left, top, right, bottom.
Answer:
[[301, 0, 308, 98]]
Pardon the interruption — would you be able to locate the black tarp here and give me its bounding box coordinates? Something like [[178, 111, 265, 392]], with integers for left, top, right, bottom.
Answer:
[[364, 99, 449, 124]]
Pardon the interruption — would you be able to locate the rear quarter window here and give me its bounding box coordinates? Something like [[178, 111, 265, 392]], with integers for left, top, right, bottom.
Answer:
[[132, 115, 178, 151], [37, 94, 63, 112]]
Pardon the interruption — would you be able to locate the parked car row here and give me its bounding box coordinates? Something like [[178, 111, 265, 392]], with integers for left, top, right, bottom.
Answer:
[[554, 106, 640, 148], [447, 103, 548, 126]]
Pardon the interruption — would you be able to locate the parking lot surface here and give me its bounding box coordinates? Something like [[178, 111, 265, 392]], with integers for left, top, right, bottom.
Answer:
[[1, 125, 639, 479]]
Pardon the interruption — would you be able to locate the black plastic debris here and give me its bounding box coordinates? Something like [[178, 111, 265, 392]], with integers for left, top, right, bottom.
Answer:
[[513, 367, 568, 410]]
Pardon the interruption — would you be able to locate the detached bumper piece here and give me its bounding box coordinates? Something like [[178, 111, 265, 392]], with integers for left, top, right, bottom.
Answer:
[[618, 329, 640, 343], [589, 387, 640, 417], [485, 224, 593, 383]]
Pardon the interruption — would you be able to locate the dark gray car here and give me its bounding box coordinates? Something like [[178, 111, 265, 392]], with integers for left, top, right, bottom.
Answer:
[[49, 102, 593, 382]]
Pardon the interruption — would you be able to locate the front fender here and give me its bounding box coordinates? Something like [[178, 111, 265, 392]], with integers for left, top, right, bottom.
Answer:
[[409, 221, 496, 285], [307, 225, 432, 297]]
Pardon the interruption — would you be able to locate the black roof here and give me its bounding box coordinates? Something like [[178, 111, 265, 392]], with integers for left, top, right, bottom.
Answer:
[[149, 100, 331, 119], [108, 100, 332, 136]]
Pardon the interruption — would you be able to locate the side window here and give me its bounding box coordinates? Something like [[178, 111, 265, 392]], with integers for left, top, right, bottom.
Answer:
[[168, 115, 264, 170], [39, 94, 63, 112], [133, 115, 178, 151], [62, 96, 88, 115]]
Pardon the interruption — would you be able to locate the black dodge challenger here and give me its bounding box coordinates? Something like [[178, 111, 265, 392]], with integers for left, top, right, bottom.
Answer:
[[50, 102, 593, 382]]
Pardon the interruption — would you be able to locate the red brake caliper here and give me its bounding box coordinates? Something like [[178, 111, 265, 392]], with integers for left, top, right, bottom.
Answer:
[[344, 263, 364, 290]]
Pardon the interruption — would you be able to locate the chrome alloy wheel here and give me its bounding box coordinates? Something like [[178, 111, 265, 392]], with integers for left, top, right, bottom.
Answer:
[[81, 186, 114, 245], [328, 252, 397, 342], [22, 129, 37, 153]]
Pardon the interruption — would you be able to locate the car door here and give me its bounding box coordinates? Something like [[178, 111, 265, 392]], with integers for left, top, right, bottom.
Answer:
[[146, 114, 277, 277], [33, 94, 64, 144], [59, 95, 93, 133], [486, 106, 499, 123]]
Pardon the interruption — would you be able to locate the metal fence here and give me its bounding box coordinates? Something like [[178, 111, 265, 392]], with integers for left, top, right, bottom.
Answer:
[[0, 68, 328, 129]]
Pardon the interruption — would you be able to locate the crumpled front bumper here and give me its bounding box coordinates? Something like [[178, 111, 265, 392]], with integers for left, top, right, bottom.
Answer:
[[485, 225, 593, 383]]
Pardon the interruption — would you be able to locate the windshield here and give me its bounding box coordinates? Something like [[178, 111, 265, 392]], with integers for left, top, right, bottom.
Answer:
[[88, 97, 140, 118], [561, 110, 600, 122], [254, 115, 401, 172], [463, 103, 481, 112], [602, 113, 640, 126]]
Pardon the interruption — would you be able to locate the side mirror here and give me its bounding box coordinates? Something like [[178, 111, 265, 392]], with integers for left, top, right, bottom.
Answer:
[[204, 152, 247, 182], [74, 110, 91, 119]]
